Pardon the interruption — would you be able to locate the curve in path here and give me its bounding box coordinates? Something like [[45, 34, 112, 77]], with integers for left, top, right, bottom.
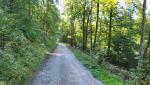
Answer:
[[30, 43, 103, 85]]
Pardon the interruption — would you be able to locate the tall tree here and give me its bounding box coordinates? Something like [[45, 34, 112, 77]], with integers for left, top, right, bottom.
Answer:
[[107, 6, 113, 56], [89, 1, 93, 52], [136, 0, 147, 84], [70, 19, 75, 47], [144, 30, 150, 57], [93, 0, 99, 51], [85, 2, 90, 50], [82, 2, 86, 50]]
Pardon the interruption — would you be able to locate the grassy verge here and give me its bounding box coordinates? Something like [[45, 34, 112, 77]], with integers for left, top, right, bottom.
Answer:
[[72, 48, 132, 85]]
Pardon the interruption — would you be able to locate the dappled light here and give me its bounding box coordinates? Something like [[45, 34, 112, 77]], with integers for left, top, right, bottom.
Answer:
[[0, 0, 150, 85]]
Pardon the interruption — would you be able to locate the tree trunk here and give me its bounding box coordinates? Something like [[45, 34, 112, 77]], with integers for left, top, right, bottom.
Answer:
[[144, 31, 150, 57], [97, 17, 102, 50], [136, 0, 147, 84], [107, 7, 113, 57], [82, 3, 86, 50], [70, 20, 74, 47], [93, 0, 99, 51], [90, 1, 93, 52], [85, 7, 90, 50]]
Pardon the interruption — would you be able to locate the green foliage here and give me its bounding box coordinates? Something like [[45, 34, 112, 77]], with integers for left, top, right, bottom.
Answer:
[[141, 51, 150, 85], [111, 32, 138, 69], [63, 0, 150, 84], [72, 48, 133, 85], [0, 0, 60, 84]]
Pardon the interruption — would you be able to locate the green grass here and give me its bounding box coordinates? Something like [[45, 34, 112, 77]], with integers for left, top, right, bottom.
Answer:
[[72, 48, 132, 85]]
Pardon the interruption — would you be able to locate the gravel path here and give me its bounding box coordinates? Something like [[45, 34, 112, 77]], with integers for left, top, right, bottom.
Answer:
[[30, 43, 103, 85]]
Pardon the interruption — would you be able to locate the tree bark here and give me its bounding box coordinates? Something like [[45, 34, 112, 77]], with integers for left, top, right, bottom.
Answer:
[[97, 17, 102, 50], [89, 1, 93, 52], [70, 20, 75, 47], [82, 3, 86, 50], [107, 7, 113, 57], [144, 31, 150, 57], [136, 0, 147, 84], [85, 6, 90, 50], [93, 0, 99, 51]]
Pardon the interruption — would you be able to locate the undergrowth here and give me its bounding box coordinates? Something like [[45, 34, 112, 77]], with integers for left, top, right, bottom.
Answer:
[[0, 2, 59, 84], [0, 33, 57, 85], [72, 48, 133, 85]]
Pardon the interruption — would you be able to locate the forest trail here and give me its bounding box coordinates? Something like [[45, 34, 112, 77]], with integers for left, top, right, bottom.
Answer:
[[30, 43, 103, 85]]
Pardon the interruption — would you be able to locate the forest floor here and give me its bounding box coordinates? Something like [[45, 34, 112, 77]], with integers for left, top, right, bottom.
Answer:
[[30, 43, 103, 85]]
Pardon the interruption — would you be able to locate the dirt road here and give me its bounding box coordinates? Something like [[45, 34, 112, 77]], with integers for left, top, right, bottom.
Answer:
[[30, 43, 103, 85]]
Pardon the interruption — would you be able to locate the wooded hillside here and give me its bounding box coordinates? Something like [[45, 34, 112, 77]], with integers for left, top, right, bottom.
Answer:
[[0, 0, 61, 84]]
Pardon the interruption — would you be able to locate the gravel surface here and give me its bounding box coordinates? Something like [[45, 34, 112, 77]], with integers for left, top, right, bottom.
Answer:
[[30, 43, 103, 85]]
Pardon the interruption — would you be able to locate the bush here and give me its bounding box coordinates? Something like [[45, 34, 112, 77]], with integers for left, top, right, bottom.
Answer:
[[110, 32, 138, 69], [0, 1, 60, 84]]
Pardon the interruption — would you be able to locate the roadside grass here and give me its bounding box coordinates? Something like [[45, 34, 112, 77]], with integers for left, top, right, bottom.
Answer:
[[72, 48, 132, 85]]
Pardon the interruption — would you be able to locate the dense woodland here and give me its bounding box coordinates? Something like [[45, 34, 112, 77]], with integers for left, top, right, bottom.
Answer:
[[0, 0, 150, 85], [62, 0, 149, 85], [0, 0, 61, 84]]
